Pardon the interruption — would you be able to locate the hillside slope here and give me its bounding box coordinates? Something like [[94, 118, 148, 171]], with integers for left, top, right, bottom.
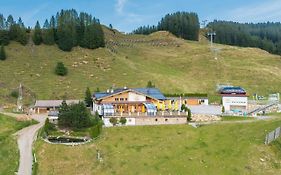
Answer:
[[0, 28, 281, 105]]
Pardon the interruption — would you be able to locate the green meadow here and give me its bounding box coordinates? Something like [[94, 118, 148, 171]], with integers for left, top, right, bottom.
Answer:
[[1, 29, 281, 105], [35, 118, 281, 175]]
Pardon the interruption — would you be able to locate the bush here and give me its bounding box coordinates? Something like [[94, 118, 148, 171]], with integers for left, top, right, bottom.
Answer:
[[187, 108, 192, 121], [119, 117, 127, 125], [0, 44, 6, 61], [109, 117, 118, 126], [55, 62, 68, 76], [10, 90, 19, 98], [43, 118, 56, 135], [90, 122, 102, 138], [222, 106, 225, 113], [181, 104, 187, 112]]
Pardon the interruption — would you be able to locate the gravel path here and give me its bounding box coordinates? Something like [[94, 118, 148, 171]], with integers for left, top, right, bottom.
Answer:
[[16, 114, 47, 175]]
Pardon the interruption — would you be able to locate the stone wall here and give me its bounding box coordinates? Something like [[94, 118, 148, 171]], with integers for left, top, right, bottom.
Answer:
[[135, 117, 187, 126], [191, 114, 221, 122]]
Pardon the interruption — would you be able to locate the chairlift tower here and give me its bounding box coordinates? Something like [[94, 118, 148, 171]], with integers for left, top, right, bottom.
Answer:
[[208, 31, 216, 48], [17, 83, 23, 112], [201, 20, 208, 28]]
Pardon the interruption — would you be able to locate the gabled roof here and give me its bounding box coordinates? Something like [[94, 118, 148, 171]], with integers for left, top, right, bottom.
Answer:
[[34, 100, 81, 107], [93, 88, 166, 101]]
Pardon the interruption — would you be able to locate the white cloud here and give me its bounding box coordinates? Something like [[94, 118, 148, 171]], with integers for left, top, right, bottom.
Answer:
[[115, 0, 128, 14], [226, 0, 281, 22]]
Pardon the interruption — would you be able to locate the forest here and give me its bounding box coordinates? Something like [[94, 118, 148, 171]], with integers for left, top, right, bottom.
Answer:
[[133, 12, 200, 41], [0, 9, 105, 51], [208, 21, 281, 55]]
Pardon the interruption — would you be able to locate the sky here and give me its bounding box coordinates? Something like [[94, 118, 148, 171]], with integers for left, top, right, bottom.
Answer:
[[1, 0, 281, 32]]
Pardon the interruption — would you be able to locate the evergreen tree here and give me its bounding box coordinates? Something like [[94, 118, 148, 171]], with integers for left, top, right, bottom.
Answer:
[[6, 15, 14, 29], [42, 19, 55, 45], [58, 102, 93, 129], [85, 87, 92, 107], [55, 62, 68, 76], [0, 14, 6, 29], [33, 21, 42, 45], [208, 20, 281, 55], [133, 12, 200, 41], [0, 30, 10, 45], [8, 22, 27, 45], [0, 44, 6, 60]]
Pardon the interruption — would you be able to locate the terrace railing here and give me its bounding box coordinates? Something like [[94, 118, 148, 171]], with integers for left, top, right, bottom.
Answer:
[[104, 111, 188, 117]]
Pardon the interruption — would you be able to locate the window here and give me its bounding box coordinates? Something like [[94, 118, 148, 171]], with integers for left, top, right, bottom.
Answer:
[[165, 119, 168, 122], [115, 98, 119, 101], [120, 98, 124, 101], [155, 119, 158, 122], [125, 98, 128, 101]]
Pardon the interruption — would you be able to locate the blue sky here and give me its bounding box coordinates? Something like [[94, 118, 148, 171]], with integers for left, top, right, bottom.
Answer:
[[1, 0, 281, 32]]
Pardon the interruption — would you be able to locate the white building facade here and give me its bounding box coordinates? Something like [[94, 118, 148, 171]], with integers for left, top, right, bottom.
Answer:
[[222, 95, 248, 113]]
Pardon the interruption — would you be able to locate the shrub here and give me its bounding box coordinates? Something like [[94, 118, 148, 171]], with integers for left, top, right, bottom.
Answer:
[[55, 62, 68, 76], [187, 108, 192, 121], [181, 104, 187, 111], [146, 80, 155, 88], [119, 117, 127, 125], [0, 44, 6, 61], [10, 90, 19, 98], [222, 106, 225, 113], [109, 117, 118, 126], [43, 118, 56, 135], [90, 122, 102, 138]]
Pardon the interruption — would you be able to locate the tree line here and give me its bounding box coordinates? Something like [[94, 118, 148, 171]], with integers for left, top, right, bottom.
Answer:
[[0, 9, 105, 52], [208, 20, 281, 55], [133, 12, 200, 41]]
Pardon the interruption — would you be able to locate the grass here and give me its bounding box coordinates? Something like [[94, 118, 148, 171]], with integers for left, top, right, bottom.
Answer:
[[221, 116, 256, 121], [1, 29, 281, 105], [35, 119, 281, 175], [0, 113, 38, 175]]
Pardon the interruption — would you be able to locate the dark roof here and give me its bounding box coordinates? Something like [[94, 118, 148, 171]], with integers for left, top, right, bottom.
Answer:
[[219, 86, 246, 95], [94, 88, 166, 100]]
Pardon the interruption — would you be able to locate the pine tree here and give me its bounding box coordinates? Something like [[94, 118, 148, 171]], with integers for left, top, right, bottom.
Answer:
[[42, 19, 55, 45], [55, 62, 68, 76], [0, 44, 6, 60], [84, 87, 92, 107], [33, 21, 42, 45], [0, 30, 10, 45]]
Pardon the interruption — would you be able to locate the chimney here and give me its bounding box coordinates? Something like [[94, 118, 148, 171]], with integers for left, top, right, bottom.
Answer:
[[110, 89, 114, 93], [124, 86, 127, 89], [106, 89, 110, 93]]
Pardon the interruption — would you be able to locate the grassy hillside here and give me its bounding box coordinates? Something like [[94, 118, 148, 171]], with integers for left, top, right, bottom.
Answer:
[[35, 119, 281, 175], [0, 114, 37, 175], [1, 28, 281, 105]]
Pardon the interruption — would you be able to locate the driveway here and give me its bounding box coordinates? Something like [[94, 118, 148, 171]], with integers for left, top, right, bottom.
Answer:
[[16, 114, 47, 175]]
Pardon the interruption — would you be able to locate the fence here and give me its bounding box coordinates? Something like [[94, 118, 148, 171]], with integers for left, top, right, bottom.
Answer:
[[265, 126, 281, 144]]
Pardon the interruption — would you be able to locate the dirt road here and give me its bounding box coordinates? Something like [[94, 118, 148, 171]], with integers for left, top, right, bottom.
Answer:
[[16, 115, 47, 175]]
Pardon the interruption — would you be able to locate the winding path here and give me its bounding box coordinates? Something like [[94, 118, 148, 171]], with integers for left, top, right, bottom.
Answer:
[[16, 114, 47, 175]]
